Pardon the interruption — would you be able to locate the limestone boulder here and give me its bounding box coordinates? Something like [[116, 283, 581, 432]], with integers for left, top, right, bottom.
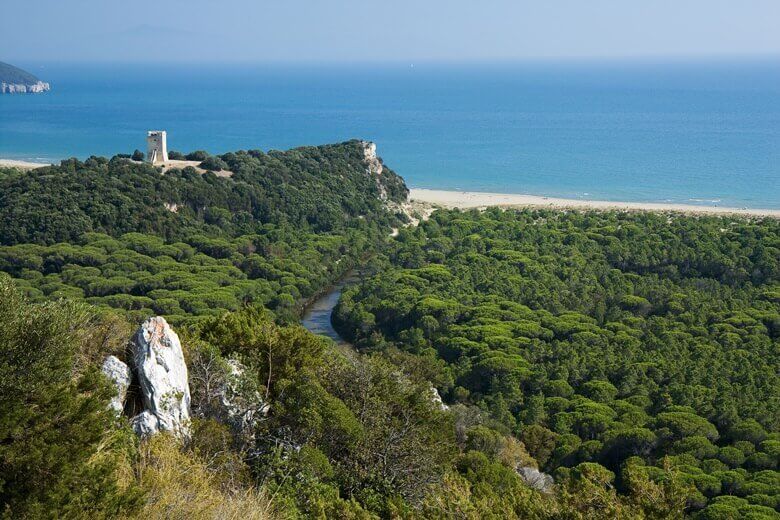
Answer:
[[101, 355, 131, 415], [429, 386, 449, 411], [517, 466, 554, 493], [131, 410, 160, 437], [132, 317, 191, 436]]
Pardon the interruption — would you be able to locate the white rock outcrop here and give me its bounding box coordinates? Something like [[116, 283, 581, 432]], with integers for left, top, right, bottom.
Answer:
[[217, 359, 269, 440], [361, 140, 391, 201], [517, 466, 554, 493], [361, 141, 383, 175], [101, 355, 132, 415], [1, 81, 50, 94], [132, 317, 191, 437], [131, 411, 160, 437], [429, 386, 449, 411]]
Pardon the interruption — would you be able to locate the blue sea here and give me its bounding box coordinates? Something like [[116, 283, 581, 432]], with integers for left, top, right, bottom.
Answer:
[[1, 60, 779, 209]]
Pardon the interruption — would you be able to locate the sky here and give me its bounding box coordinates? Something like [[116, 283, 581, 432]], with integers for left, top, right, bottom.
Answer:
[[3, 0, 780, 63]]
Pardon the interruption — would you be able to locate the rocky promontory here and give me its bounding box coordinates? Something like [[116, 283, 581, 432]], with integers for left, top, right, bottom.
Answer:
[[0, 61, 50, 94]]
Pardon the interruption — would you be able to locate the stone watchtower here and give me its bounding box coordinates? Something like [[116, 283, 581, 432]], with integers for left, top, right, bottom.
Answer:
[[146, 131, 168, 164]]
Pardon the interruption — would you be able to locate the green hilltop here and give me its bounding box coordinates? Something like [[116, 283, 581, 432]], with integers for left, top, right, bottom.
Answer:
[[0, 61, 42, 84]]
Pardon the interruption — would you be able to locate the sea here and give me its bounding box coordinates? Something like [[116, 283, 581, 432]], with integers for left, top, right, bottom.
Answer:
[[1, 60, 778, 209]]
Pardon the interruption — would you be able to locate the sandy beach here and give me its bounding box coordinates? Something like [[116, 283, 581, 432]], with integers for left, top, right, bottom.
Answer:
[[410, 188, 780, 218], [0, 159, 53, 170]]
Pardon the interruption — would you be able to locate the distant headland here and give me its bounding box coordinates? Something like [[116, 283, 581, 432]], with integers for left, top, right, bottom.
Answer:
[[0, 62, 50, 94], [2, 130, 778, 218]]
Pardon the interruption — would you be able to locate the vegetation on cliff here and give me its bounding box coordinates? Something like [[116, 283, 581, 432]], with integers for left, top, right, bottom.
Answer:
[[0, 61, 49, 93], [0, 62, 43, 85]]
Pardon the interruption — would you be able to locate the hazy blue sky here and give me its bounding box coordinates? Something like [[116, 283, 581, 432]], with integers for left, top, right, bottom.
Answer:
[[3, 0, 780, 63]]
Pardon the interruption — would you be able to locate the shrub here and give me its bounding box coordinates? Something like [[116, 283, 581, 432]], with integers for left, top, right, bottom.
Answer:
[[200, 156, 229, 172], [185, 150, 210, 161], [0, 275, 142, 517]]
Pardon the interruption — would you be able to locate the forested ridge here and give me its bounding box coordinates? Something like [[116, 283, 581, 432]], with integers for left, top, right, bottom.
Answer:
[[335, 208, 780, 518], [0, 61, 42, 85], [1, 144, 778, 519], [0, 141, 407, 323]]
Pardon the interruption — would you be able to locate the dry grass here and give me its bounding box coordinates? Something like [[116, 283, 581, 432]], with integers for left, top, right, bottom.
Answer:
[[133, 435, 275, 520]]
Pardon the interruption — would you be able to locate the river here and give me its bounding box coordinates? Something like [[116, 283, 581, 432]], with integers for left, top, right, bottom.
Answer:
[[300, 271, 359, 349]]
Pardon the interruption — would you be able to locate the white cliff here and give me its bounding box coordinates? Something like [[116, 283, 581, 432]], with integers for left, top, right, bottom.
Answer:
[[1, 81, 50, 94], [429, 386, 450, 411], [361, 141, 389, 201], [361, 140, 384, 176]]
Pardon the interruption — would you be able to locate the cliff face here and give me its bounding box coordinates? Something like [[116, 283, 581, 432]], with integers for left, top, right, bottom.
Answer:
[[1, 81, 50, 94], [359, 140, 410, 204], [0, 61, 50, 94]]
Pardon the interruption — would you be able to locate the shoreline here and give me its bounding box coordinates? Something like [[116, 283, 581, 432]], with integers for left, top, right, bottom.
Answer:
[[0, 158, 54, 170], [3, 158, 778, 218], [410, 188, 780, 218]]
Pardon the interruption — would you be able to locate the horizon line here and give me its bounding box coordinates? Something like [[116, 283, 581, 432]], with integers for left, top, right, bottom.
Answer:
[[7, 53, 780, 67]]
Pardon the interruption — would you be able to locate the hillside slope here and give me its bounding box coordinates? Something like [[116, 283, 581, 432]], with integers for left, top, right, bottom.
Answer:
[[0, 61, 50, 93]]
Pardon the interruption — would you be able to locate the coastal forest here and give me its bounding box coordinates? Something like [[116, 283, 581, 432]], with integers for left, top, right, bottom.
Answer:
[[1, 144, 778, 519], [0, 141, 407, 324], [335, 208, 780, 518]]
